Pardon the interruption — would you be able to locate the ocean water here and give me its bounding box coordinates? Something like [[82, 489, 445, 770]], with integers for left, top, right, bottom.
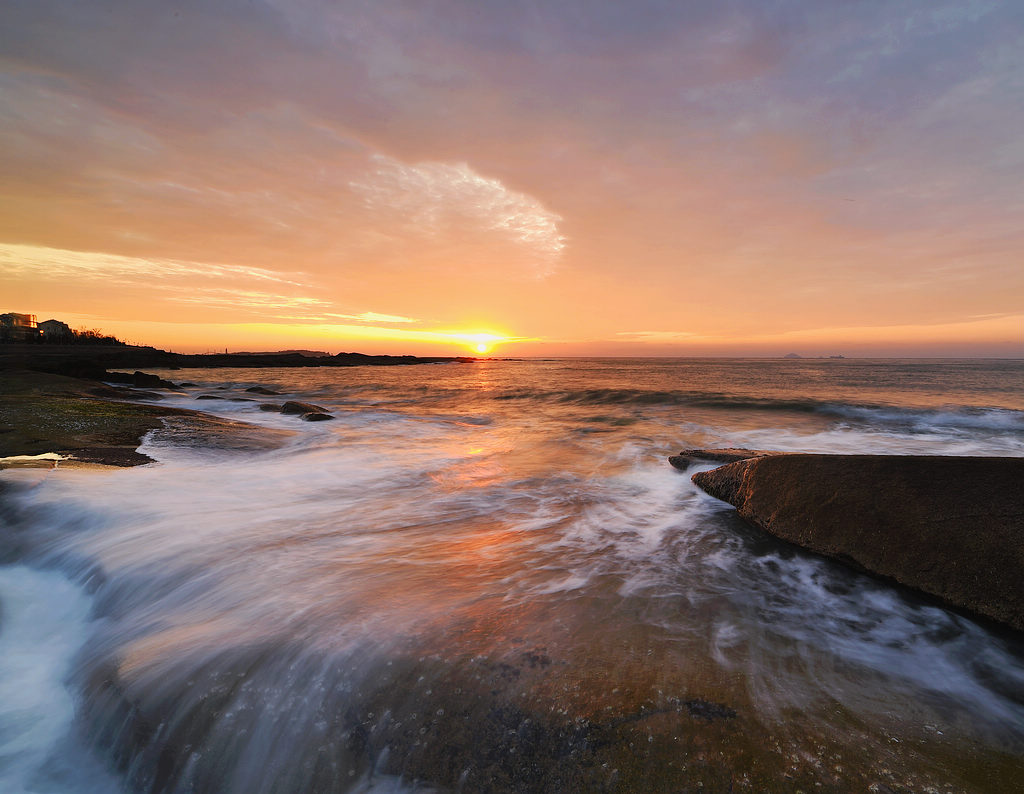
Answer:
[[2, 358, 1023, 793]]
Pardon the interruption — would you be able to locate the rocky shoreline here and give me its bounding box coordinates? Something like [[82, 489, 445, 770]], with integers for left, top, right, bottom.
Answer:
[[676, 449, 1024, 632], [0, 368, 296, 468], [0, 343, 483, 467]]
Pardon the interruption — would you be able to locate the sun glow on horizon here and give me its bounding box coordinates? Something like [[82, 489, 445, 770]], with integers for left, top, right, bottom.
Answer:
[[74, 319, 521, 355], [461, 332, 506, 355]]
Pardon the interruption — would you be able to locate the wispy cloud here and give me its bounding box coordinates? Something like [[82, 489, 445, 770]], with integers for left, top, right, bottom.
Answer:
[[0, 243, 417, 326], [0, 243, 306, 288], [165, 289, 330, 312], [323, 311, 418, 324], [350, 155, 566, 277], [615, 330, 699, 342]]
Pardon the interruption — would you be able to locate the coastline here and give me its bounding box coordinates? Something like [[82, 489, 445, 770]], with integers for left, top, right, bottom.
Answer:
[[0, 343, 481, 467], [0, 343, 479, 376], [0, 368, 294, 468], [1, 359, 1022, 791]]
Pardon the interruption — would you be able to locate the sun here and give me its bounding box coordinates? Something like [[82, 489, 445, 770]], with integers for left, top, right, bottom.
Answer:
[[450, 331, 508, 355]]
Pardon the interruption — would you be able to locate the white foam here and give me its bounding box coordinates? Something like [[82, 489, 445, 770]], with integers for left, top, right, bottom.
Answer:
[[0, 566, 120, 794], [5, 361, 1023, 787], [697, 423, 1024, 457]]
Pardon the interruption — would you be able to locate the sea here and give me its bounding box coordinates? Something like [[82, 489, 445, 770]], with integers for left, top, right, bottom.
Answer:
[[1, 358, 1023, 793]]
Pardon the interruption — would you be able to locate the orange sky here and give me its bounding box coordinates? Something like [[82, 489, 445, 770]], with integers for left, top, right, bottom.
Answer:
[[2, 2, 1022, 357]]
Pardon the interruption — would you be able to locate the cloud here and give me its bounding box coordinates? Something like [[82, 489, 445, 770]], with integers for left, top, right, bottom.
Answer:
[[323, 311, 418, 324], [350, 155, 566, 277], [2, 1, 1021, 353], [0, 243, 416, 325], [615, 330, 699, 342], [0, 243, 306, 287], [164, 289, 330, 312]]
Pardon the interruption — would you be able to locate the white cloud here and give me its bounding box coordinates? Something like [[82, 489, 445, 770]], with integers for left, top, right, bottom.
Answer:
[[165, 289, 329, 312], [350, 155, 566, 277], [615, 330, 699, 342], [323, 311, 418, 324], [0, 243, 307, 287], [0, 243, 418, 325]]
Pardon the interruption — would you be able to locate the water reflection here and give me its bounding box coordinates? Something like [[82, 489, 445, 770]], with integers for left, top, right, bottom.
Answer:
[[2, 359, 1023, 791]]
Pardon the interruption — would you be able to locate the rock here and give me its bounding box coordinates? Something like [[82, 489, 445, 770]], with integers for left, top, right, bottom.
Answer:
[[301, 412, 334, 422], [131, 370, 177, 389], [281, 400, 328, 415], [258, 403, 283, 412], [668, 448, 779, 469], [690, 454, 1024, 631], [149, 415, 297, 454], [196, 395, 224, 400], [121, 389, 164, 401], [245, 386, 281, 395]]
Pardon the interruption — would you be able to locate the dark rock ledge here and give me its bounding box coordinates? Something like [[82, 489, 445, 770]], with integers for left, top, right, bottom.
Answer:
[[668, 448, 783, 468], [0, 369, 295, 467], [681, 451, 1024, 632]]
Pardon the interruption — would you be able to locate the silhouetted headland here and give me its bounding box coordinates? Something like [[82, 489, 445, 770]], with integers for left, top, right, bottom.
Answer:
[[0, 342, 477, 378]]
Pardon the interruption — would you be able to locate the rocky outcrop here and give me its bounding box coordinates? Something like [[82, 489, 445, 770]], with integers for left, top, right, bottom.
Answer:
[[104, 370, 178, 389], [668, 448, 780, 469], [280, 401, 328, 415], [0, 370, 294, 466], [690, 454, 1024, 631]]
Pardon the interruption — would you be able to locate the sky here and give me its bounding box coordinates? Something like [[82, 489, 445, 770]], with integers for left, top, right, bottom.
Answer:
[[2, 0, 1022, 357]]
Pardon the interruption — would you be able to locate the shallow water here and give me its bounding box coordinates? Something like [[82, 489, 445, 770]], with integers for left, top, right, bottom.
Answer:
[[2, 358, 1023, 792]]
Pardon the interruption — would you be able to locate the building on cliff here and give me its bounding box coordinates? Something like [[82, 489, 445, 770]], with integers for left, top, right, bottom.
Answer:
[[0, 312, 39, 341], [38, 318, 72, 339]]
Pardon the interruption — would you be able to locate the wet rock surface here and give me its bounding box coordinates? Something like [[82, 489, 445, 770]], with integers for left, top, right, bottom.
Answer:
[[0, 369, 294, 466], [669, 448, 781, 469], [690, 454, 1024, 631], [73, 633, 1008, 794], [301, 412, 334, 421], [281, 400, 329, 415]]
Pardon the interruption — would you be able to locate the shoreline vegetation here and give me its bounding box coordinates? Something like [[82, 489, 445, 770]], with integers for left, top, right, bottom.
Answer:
[[0, 344, 477, 467], [678, 449, 1024, 633]]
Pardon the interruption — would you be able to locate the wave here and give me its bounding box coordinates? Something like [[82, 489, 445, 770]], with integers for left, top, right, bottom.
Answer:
[[822, 404, 1024, 433], [494, 387, 1024, 433], [496, 387, 822, 409]]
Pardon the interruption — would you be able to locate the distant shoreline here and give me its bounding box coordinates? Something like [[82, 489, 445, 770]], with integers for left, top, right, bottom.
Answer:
[[0, 343, 479, 376]]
